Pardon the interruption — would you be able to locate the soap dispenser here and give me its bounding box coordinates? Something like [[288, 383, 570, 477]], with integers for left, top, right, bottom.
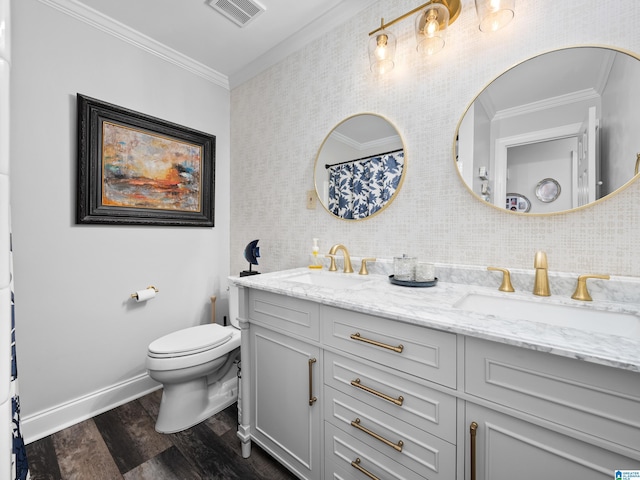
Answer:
[[308, 238, 322, 269]]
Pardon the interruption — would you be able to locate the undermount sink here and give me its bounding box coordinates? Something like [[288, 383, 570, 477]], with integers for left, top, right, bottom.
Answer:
[[454, 293, 640, 338], [282, 271, 372, 289]]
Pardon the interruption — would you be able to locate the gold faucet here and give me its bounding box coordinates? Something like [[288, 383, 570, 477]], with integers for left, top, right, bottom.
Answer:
[[327, 244, 354, 273], [487, 267, 515, 292], [533, 251, 550, 296], [571, 274, 610, 301]]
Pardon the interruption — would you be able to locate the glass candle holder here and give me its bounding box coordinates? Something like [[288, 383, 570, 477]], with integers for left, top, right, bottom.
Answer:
[[415, 262, 435, 282], [394, 256, 416, 281]]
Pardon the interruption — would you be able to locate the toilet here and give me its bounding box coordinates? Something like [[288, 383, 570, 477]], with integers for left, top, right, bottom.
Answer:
[[146, 294, 241, 433]]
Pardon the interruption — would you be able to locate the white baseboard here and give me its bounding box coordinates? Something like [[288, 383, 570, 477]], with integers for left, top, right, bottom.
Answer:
[[22, 373, 161, 444]]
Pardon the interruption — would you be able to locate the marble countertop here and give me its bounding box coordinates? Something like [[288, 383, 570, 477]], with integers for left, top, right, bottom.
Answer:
[[230, 267, 640, 373]]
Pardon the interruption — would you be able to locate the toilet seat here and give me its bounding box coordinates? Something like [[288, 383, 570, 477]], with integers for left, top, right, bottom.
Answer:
[[148, 324, 232, 359]]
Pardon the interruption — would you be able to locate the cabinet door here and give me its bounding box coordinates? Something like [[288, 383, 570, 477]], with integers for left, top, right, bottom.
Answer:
[[465, 403, 638, 480], [250, 325, 322, 480]]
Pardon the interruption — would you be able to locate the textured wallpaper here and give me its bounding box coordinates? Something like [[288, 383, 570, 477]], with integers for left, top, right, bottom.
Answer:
[[231, 0, 640, 277]]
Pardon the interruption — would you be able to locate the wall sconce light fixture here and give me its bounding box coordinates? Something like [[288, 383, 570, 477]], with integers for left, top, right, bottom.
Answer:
[[368, 0, 515, 74]]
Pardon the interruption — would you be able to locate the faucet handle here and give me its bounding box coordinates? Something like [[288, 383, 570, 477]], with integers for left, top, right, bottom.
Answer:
[[325, 254, 338, 272], [534, 251, 548, 269], [571, 274, 610, 301], [487, 267, 515, 292], [359, 258, 376, 275]]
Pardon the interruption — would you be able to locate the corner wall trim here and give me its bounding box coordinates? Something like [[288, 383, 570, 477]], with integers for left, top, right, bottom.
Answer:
[[21, 373, 161, 444], [37, 0, 230, 90]]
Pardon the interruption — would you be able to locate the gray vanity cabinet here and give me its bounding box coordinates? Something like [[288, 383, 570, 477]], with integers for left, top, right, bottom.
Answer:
[[245, 290, 322, 480], [238, 286, 640, 480], [321, 306, 458, 479], [464, 338, 640, 479]]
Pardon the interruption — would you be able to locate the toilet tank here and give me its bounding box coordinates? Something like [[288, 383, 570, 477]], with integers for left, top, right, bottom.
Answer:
[[228, 284, 240, 329]]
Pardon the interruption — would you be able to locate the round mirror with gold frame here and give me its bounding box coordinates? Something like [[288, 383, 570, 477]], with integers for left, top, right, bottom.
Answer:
[[314, 114, 406, 220], [455, 45, 640, 215]]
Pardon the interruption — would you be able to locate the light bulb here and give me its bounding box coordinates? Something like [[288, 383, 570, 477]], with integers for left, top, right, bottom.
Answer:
[[425, 9, 439, 37], [374, 34, 388, 61]]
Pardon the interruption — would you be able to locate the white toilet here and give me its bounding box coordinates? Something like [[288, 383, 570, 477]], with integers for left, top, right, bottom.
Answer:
[[146, 303, 241, 433]]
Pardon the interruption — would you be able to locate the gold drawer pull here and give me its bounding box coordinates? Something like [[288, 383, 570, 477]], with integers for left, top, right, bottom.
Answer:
[[470, 421, 478, 480], [308, 358, 317, 406], [351, 418, 404, 452], [350, 332, 404, 353], [351, 378, 404, 406], [351, 458, 380, 480]]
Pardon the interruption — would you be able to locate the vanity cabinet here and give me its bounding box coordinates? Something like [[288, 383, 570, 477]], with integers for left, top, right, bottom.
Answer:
[[246, 291, 322, 480], [464, 338, 640, 479], [465, 404, 637, 480], [321, 305, 458, 479], [238, 285, 640, 480]]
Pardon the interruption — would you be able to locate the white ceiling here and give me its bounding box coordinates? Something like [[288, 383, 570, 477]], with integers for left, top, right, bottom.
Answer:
[[69, 0, 378, 88]]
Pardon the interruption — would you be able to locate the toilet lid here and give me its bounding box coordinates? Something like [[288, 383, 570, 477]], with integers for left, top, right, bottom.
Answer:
[[148, 324, 233, 357]]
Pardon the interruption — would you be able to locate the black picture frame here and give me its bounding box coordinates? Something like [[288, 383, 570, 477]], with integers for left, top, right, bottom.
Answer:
[[77, 94, 215, 227]]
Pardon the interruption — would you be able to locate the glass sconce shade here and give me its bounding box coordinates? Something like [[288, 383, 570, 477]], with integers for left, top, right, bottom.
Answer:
[[415, 3, 449, 56], [475, 0, 515, 32], [368, 29, 396, 74]]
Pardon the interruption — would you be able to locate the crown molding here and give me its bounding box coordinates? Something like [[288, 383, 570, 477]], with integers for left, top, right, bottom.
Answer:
[[332, 130, 401, 152], [38, 0, 230, 89], [493, 88, 600, 121], [229, 0, 377, 88]]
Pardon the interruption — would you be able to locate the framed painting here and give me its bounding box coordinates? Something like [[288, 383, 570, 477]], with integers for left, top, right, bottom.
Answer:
[[76, 94, 215, 227]]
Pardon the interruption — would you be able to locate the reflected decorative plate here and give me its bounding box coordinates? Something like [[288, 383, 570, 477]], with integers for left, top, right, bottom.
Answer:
[[506, 193, 531, 212], [389, 275, 438, 288], [535, 178, 561, 203]]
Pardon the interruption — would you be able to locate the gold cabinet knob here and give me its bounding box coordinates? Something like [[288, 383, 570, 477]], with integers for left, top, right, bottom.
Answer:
[[571, 274, 610, 301], [487, 267, 515, 292]]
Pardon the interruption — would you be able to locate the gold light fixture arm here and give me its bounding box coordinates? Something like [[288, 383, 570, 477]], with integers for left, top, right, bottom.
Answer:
[[635, 152, 640, 175], [369, 0, 461, 36]]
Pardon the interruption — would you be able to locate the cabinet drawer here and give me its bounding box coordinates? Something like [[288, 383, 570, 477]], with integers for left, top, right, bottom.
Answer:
[[249, 289, 320, 340], [465, 337, 640, 453], [324, 421, 450, 480], [322, 306, 456, 387], [466, 403, 640, 480], [324, 386, 455, 479], [324, 350, 456, 443]]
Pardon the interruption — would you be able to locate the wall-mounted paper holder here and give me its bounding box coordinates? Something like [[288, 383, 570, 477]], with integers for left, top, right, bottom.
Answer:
[[131, 285, 159, 300]]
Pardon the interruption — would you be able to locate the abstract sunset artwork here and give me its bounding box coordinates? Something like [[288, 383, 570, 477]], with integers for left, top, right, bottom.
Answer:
[[101, 122, 202, 212], [77, 94, 215, 227]]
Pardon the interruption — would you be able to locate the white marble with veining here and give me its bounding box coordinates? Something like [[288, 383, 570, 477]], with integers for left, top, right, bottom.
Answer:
[[231, 264, 640, 373]]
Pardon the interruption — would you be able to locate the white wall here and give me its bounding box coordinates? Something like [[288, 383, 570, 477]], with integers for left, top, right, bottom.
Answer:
[[230, 0, 640, 277], [10, 0, 230, 441], [601, 52, 640, 195], [507, 138, 576, 214]]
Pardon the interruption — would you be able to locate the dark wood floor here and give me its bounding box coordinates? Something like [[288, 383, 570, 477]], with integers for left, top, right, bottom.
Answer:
[[26, 389, 298, 480]]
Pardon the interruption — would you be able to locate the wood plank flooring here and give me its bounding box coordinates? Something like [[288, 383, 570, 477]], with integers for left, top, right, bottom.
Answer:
[[26, 389, 298, 480]]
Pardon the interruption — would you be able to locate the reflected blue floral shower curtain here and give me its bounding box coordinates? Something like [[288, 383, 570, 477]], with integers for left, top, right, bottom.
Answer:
[[9, 229, 30, 480], [328, 151, 404, 219]]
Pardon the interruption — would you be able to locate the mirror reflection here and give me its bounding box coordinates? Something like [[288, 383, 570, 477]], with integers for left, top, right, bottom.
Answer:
[[315, 114, 405, 220], [456, 46, 640, 214]]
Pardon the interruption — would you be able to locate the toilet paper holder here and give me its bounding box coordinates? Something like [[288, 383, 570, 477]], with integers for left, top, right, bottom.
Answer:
[[131, 285, 159, 300]]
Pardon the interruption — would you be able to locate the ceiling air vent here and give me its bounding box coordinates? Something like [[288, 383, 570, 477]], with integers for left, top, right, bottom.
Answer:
[[206, 0, 266, 28]]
